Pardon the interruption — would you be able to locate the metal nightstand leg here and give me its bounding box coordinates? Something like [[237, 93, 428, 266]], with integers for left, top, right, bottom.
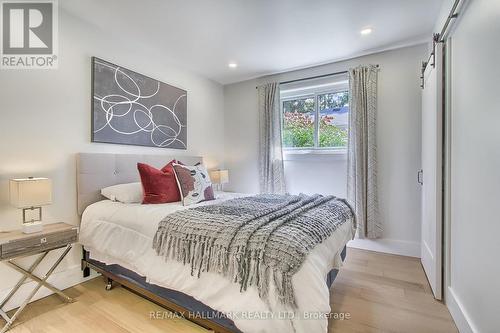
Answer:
[[0, 252, 49, 310], [0, 244, 74, 333]]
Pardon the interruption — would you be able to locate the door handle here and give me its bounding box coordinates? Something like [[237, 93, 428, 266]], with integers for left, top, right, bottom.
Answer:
[[417, 169, 423, 185]]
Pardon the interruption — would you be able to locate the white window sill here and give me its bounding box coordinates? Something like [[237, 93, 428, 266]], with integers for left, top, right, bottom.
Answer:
[[283, 149, 347, 161]]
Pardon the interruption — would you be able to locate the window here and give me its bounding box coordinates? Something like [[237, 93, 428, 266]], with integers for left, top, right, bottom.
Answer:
[[281, 76, 349, 152], [282, 96, 315, 148], [318, 91, 349, 148]]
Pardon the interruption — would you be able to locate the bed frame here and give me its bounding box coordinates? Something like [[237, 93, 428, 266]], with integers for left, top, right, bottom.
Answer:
[[77, 152, 346, 333]]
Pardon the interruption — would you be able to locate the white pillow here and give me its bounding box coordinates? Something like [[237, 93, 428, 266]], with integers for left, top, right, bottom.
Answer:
[[101, 182, 143, 203]]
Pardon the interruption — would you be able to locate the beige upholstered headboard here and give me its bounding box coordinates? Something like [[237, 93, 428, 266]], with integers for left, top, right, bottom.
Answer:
[[76, 153, 203, 215]]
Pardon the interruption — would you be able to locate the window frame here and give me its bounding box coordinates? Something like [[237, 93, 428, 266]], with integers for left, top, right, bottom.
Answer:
[[281, 85, 349, 154]]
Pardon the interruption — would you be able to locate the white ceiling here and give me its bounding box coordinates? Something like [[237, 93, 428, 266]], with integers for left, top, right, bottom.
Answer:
[[61, 0, 443, 85]]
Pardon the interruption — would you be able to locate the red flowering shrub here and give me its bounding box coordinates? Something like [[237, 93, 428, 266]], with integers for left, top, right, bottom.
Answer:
[[283, 112, 347, 148]]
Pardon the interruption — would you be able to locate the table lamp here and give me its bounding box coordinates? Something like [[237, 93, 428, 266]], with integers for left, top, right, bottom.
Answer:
[[209, 170, 229, 191], [9, 177, 52, 234]]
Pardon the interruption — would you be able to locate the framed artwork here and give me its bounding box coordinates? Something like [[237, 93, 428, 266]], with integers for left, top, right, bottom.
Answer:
[[91, 57, 187, 149]]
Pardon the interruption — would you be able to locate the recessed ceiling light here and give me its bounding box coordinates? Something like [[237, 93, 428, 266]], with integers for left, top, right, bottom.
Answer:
[[360, 28, 372, 35], [228, 62, 238, 68]]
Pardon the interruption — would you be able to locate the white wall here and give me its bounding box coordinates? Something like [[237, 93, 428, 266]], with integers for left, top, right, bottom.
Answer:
[[441, 0, 500, 331], [224, 44, 426, 257], [0, 9, 225, 310], [282, 154, 348, 197]]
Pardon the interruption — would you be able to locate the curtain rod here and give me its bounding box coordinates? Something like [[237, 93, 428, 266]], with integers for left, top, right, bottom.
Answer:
[[255, 64, 379, 89], [280, 70, 348, 85]]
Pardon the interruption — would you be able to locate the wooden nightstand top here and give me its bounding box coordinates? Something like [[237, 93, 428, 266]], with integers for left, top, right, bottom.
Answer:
[[0, 223, 78, 260]]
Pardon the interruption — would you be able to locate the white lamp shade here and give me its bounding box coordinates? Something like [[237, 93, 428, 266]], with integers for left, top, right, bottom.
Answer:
[[9, 178, 52, 208], [209, 170, 229, 184]]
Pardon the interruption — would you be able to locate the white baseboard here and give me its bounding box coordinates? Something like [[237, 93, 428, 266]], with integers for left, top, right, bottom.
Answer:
[[0, 264, 97, 312], [347, 238, 421, 258], [446, 286, 477, 333]]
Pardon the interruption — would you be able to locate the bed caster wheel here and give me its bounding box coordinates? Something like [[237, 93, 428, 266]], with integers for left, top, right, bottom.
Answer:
[[104, 278, 113, 291]]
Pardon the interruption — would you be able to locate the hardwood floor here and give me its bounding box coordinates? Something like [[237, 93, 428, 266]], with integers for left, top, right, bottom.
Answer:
[[329, 248, 457, 333], [5, 278, 209, 333], [4, 248, 457, 333]]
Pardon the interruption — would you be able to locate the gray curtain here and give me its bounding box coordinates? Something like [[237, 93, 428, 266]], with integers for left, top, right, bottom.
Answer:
[[347, 65, 381, 239], [258, 82, 286, 194]]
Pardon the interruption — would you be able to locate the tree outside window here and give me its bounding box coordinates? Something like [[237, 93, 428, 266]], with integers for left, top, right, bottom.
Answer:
[[282, 91, 349, 150]]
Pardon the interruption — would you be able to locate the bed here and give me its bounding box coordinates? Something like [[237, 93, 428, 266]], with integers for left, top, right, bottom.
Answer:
[[77, 153, 355, 333]]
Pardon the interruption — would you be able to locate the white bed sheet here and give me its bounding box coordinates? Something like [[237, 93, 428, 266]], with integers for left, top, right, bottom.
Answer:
[[79, 192, 355, 333]]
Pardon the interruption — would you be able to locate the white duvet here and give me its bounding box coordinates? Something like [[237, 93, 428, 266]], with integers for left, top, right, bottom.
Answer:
[[79, 192, 355, 333]]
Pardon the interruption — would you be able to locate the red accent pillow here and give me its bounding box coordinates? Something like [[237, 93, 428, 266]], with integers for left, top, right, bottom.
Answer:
[[137, 160, 182, 204]]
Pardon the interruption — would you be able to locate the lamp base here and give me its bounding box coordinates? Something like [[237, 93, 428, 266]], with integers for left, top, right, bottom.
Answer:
[[22, 222, 43, 234]]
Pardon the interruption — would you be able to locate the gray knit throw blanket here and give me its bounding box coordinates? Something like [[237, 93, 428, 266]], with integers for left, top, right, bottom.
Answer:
[[152, 194, 354, 308]]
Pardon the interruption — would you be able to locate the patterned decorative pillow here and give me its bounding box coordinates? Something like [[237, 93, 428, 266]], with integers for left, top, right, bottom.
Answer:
[[172, 163, 215, 206]]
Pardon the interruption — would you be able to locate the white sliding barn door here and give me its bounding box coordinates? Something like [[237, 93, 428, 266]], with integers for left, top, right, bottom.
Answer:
[[420, 44, 443, 300]]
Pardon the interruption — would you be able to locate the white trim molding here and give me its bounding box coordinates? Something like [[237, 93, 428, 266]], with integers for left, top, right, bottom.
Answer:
[[446, 287, 477, 333], [347, 238, 421, 258], [283, 149, 347, 161]]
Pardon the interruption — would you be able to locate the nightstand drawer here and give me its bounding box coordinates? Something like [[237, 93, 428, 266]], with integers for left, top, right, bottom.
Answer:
[[0, 228, 77, 260]]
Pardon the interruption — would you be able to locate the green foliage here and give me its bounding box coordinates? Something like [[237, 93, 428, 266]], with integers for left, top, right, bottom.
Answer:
[[283, 97, 314, 114], [282, 113, 347, 148], [282, 112, 314, 147], [282, 91, 349, 149], [318, 91, 349, 110], [318, 115, 348, 147]]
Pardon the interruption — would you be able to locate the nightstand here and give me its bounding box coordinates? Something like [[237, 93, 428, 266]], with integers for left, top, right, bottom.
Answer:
[[0, 223, 78, 333]]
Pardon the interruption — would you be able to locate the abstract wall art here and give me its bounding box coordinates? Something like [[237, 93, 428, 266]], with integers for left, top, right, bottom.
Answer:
[[91, 57, 187, 149]]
